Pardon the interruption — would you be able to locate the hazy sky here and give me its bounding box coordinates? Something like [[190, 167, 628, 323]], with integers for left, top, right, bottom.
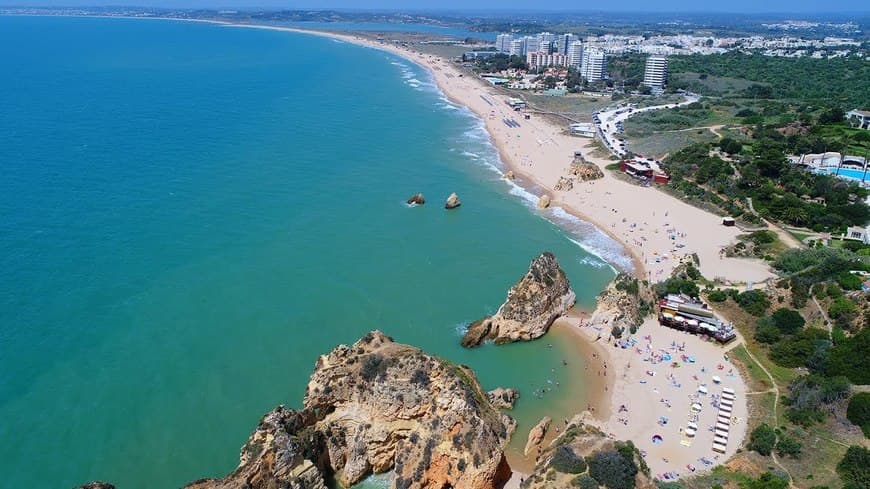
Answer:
[[6, 0, 868, 13]]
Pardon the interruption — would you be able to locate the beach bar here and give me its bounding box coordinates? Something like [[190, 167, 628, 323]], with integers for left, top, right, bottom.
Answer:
[[657, 294, 736, 343]]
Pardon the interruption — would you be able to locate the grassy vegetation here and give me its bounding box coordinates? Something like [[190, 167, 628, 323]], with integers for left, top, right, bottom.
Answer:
[[669, 52, 870, 108], [628, 130, 718, 159], [623, 102, 734, 137]]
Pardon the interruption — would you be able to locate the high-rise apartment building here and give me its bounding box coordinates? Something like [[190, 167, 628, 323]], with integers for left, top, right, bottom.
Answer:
[[567, 41, 584, 68], [642, 55, 668, 93], [580, 48, 607, 81], [496, 33, 513, 53], [509, 38, 527, 57]]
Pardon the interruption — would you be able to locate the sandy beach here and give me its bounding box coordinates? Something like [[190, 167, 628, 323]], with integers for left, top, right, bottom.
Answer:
[[228, 23, 755, 481]]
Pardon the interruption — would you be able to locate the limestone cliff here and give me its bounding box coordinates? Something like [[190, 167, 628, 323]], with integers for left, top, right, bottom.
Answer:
[[462, 252, 575, 347], [305, 331, 513, 488], [520, 417, 655, 489], [589, 273, 654, 338], [82, 331, 515, 489]]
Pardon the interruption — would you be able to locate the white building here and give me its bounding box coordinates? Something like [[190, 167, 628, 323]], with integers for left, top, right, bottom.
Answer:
[[580, 48, 607, 81], [496, 33, 513, 54], [847, 110, 870, 130], [642, 55, 668, 93], [845, 226, 870, 244], [556, 33, 579, 55], [509, 38, 527, 57], [567, 41, 584, 68], [526, 51, 568, 69]]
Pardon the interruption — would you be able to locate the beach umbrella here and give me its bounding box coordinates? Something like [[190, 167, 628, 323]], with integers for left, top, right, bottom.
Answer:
[[698, 385, 708, 394], [712, 376, 722, 384], [652, 434, 663, 444], [691, 403, 702, 412]]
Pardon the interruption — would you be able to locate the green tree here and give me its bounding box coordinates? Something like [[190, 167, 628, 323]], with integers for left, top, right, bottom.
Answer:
[[837, 445, 870, 489], [748, 424, 777, 456], [771, 308, 806, 334], [846, 392, 870, 438]]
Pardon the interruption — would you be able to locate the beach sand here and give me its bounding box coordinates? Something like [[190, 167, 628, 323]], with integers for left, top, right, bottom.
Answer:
[[228, 24, 756, 482]]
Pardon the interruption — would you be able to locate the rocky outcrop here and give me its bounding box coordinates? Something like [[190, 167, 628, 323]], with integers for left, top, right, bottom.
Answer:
[[184, 407, 327, 489], [462, 252, 576, 347], [537, 194, 551, 209], [568, 162, 604, 181], [589, 273, 654, 338], [87, 332, 514, 489], [520, 417, 655, 489], [304, 331, 512, 488], [523, 416, 551, 456], [554, 177, 574, 191], [445, 192, 461, 209], [77, 484, 116, 489], [505, 170, 516, 180], [407, 193, 425, 205], [487, 387, 520, 410]]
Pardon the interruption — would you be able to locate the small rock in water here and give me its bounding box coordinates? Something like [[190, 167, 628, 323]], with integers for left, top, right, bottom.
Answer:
[[406, 193, 425, 205], [537, 194, 551, 209], [445, 192, 461, 209], [505, 170, 516, 180]]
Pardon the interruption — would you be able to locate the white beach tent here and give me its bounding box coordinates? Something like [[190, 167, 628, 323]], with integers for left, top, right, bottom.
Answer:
[[721, 398, 734, 408], [715, 429, 730, 439], [714, 436, 729, 446], [691, 403, 703, 412], [715, 421, 730, 432], [698, 385, 709, 394], [712, 375, 722, 384], [685, 427, 697, 437], [723, 387, 736, 395], [712, 443, 727, 453]]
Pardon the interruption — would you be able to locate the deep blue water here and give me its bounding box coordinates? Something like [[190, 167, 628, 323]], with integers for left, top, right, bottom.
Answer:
[[0, 15, 619, 488]]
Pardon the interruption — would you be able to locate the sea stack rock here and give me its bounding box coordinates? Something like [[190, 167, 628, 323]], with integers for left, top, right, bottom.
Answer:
[[462, 252, 576, 347], [487, 387, 520, 410], [445, 192, 461, 209], [175, 331, 514, 489], [524, 416, 552, 456], [537, 194, 551, 209], [505, 170, 516, 180], [407, 193, 425, 205]]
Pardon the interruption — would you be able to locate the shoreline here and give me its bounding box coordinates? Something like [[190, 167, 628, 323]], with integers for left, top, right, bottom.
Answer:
[[209, 21, 758, 481], [15, 15, 756, 483]]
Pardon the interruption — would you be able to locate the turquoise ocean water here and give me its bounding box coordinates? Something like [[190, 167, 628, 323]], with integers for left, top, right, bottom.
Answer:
[[0, 16, 623, 488]]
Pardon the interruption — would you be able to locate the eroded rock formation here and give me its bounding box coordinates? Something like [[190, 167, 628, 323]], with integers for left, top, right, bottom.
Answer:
[[523, 416, 551, 457], [568, 162, 604, 181], [445, 192, 461, 209], [537, 194, 551, 209], [589, 273, 654, 338], [520, 417, 655, 489], [487, 387, 520, 410], [79, 331, 515, 489], [462, 252, 576, 347], [407, 193, 425, 205]]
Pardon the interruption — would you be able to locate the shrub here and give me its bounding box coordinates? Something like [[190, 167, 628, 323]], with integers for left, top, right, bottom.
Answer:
[[770, 328, 830, 368], [572, 474, 599, 489], [360, 354, 387, 380], [742, 472, 789, 489], [551, 445, 588, 474], [755, 317, 782, 344], [611, 325, 624, 339], [588, 447, 638, 489], [785, 374, 851, 427], [846, 392, 870, 438], [708, 289, 728, 302], [837, 445, 870, 489], [737, 290, 771, 316], [837, 272, 864, 291], [770, 308, 805, 334], [828, 297, 858, 327], [826, 329, 870, 384], [748, 423, 777, 456], [775, 436, 802, 458]]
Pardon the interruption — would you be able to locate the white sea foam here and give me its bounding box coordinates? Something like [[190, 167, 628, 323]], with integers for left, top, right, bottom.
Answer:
[[384, 50, 632, 273]]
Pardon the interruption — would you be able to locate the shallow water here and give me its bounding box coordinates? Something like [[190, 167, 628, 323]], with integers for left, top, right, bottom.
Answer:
[[0, 16, 618, 488]]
